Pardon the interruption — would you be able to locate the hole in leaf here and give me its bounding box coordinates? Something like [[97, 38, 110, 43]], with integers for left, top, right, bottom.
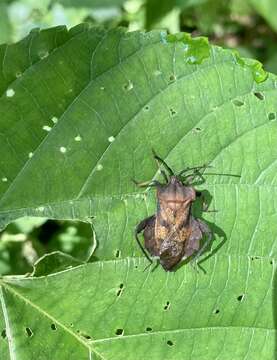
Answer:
[[25, 327, 33, 337], [167, 340, 174, 346], [268, 113, 276, 121], [254, 92, 264, 100], [233, 99, 244, 107], [115, 328, 124, 336], [195, 127, 202, 132], [1, 329, 6, 339], [0, 219, 94, 273], [34, 219, 92, 251], [164, 301, 170, 310], [80, 332, 92, 340], [117, 283, 124, 297], [51, 323, 57, 330], [270, 260, 273, 265], [214, 309, 220, 314], [169, 108, 177, 116], [237, 294, 245, 302], [146, 327, 152, 332], [144, 105, 150, 111], [123, 80, 133, 91], [114, 249, 121, 258], [169, 74, 176, 82]]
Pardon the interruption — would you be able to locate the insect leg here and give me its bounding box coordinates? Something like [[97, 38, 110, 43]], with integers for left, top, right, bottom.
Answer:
[[135, 216, 154, 264], [193, 219, 212, 262], [152, 149, 174, 177]]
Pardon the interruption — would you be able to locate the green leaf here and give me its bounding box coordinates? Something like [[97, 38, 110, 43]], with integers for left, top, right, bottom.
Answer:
[[57, 0, 126, 7], [165, 33, 210, 64], [0, 3, 12, 45], [31, 251, 84, 276], [1, 25, 277, 358], [0, 258, 276, 359], [249, 0, 277, 32], [145, 0, 176, 29], [145, 0, 207, 29]]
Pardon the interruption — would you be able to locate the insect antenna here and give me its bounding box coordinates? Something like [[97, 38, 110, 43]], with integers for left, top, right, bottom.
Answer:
[[178, 164, 212, 177], [196, 172, 241, 178], [132, 179, 161, 188], [181, 164, 211, 184]]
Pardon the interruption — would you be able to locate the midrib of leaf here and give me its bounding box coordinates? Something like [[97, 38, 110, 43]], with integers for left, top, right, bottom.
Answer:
[[0, 287, 16, 360], [0, 59, 273, 210], [90, 326, 274, 344], [0, 281, 106, 360]]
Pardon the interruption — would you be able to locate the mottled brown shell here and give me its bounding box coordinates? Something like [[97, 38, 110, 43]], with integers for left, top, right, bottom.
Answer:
[[136, 176, 211, 271]]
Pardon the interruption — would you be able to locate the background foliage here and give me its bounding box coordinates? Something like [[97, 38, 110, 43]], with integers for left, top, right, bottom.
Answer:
[[0, 1, 277, 359]]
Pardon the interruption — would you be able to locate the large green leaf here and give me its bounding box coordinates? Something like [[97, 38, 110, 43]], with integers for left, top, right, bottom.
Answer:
[[1, 25, 277, 359], [0, 256, 276, 359]]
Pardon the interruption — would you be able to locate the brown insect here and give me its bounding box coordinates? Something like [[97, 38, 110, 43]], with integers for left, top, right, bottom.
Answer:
[[134, 151, 212, 271]]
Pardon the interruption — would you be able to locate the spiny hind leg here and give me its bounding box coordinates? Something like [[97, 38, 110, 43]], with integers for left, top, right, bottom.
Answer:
[[135, 215, 156, 263]]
